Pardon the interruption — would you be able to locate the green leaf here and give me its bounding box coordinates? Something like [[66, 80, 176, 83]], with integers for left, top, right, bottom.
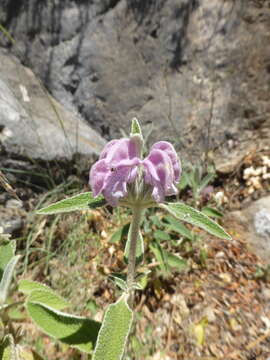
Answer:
[[149, 215, 163, 228], [164, 215, 193, 241], [164, 251, 188, 270], [199, 248, 208, 267], [19, 280, 70, 310], [193, 166, 201, 188], [130, 117, 142, 136], [27, 289, 70, 311], [178, 172, 189, 191], [0, 335, 19, 360], [7, 307, 25, 321], [26, 302, 101, 353], [201, 207, 223, 218], [109, 274, 127, 291], [161, 202, 231, 240], [109, 223, 130, 243], [135, 271, 150, 290], [153, 230, 171, 241], [19, 279, 55, 295], [124, 228, 144, 265], [198, 173, 215, 193], [149, 242, 168, 273], [85, 299, 98, 314], [0, 255, 20, 304], [0, 240, 15, 282], [36, 192, 106, 215], [0, 337, 11, 360], [92, 296, 133, 360]]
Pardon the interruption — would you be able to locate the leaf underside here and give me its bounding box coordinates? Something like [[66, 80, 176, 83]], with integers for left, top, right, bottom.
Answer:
[[0, 255, 20, 304], [26, 302, 101, 353], [0, 240, 16, 282], [92, 297, 133, 360]]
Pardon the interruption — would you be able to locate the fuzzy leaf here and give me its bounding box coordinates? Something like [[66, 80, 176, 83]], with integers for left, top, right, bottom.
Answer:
[[18, 279, 53, 295], [0, 240, 15, 281], [161, 202, 231, 240], [164, 215, 193, 241], [109, 275, 127, 291], [153, 230, 171, 241], [0, 255, 20, 304], [109, 223, 130, 244], [135, 271, 150, 290], [27, 289, 70, 310], [124, 228, 144, 265], [130, 117, 142, 136], [92, 296, 133, 360], [164, 251, 188, 270], [198, 173, 215, 193], [36, 192, 106, 215], [178, 172, 189, 190], [150, 242, 168, 273], [0, 337, 11, 360], [149, 215, 163, 228], [201, 207, 223, 218], [26, 302, 101, 353], [0, 335, 19, 360]]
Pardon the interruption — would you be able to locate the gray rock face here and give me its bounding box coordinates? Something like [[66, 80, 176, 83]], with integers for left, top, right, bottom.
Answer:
[[0, 49, 105, 160], [254, 209, 270, 238], [228, 196, 270, 262], [0, 0, 270, 160]]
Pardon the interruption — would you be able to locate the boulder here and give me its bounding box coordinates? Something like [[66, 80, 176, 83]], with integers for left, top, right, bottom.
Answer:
[[0, 0, 269, 162], [0, 49, 105, 161], [227, 196, 270, 262]]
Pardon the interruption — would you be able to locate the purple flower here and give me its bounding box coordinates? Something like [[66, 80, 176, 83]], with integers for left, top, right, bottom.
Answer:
[[89, 138, 181, 206], [143, 141, 181, 202], [89, 138, 141, 206]]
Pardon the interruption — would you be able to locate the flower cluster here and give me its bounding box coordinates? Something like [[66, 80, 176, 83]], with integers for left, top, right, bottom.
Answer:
[[89, 136, 181, 206]]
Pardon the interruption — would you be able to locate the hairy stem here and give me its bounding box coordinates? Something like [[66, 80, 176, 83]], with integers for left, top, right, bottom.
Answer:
[[127, 205, 143, 291]]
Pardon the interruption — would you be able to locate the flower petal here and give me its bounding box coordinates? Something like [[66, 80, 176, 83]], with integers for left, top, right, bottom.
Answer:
[[151, 141, 181, 182], [89, 159, 110, 197], [143, 148, 178, 202], [100, 138, 140, 167], [90, 138, 142, 205], [102, 167, 130, 206]]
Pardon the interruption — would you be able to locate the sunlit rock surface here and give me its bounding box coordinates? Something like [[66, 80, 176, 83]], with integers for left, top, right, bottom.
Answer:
[[0, 49, 105, 160]]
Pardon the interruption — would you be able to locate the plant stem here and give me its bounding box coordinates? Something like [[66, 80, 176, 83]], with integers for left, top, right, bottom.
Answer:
[[127, 205, 143, 291]]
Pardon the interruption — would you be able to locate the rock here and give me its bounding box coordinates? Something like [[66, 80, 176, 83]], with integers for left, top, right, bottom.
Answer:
[[254, 208, 270, 238], [226, 196, 270, 262], [0, 206, 24, 235], [203, 306, 216, 323], [0, 49, 105, 161], [5, 199, 23, 209], [0, 0, 269, 162]]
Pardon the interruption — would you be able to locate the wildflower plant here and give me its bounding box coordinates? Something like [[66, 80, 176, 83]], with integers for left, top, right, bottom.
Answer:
[[22, 119, 231, 359]]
